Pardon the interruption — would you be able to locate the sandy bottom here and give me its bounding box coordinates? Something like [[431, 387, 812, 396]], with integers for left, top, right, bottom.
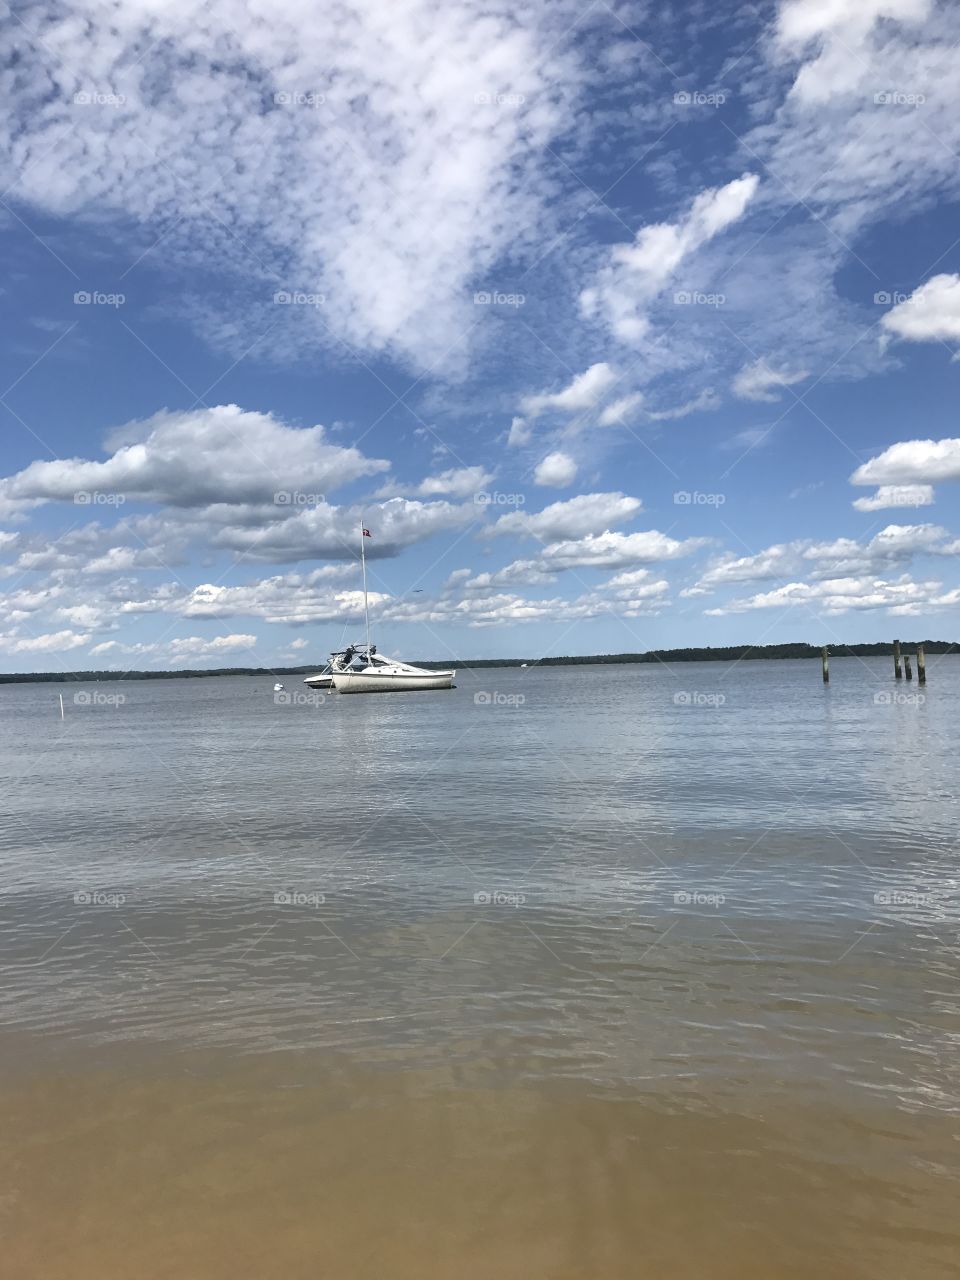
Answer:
[[1, 1053, 958, 1280]]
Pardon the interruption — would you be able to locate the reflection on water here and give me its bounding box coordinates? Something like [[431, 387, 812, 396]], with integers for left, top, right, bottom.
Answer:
[[1, 660, 959, 1276]]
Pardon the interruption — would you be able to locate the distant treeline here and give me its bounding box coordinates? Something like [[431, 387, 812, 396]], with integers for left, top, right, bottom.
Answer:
[[1, 640, 957, 684]]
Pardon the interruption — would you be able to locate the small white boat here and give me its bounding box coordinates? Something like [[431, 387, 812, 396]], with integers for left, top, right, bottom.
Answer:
[[328, 521, 455, 695], [331, 646, 455, 694], [273, 682, 285, 692]]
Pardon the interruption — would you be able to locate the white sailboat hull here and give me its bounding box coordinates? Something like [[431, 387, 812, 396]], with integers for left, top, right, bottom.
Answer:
[[303, 673, 334, 688], [332, 668, 455, 694]]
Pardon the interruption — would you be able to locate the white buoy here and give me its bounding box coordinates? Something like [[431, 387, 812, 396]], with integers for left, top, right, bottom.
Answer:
[[59, 693, 64, 719]]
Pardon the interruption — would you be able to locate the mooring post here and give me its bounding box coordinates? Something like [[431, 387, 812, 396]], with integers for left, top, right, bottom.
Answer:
[[917, 645, 926, 686], [821, 645, 829, 683], [904, 654, 913, 681], [893, 638, 902, 679]]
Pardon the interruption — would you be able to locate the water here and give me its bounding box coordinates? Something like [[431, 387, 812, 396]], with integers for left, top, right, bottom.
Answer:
[[1, 659, 958, 1277]]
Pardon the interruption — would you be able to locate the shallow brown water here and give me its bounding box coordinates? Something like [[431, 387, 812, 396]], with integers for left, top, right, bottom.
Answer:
[[3, 1054, 958, 1280], [1, 662, 959, 1276]]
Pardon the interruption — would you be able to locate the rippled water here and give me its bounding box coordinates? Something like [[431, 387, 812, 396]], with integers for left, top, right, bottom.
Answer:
[[2, 659, 958, 1277]]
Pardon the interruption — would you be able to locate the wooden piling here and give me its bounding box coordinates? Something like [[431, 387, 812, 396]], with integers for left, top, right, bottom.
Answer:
[[904, 654, 913, 681], [893, 638, 902, 679], [917, 645, 926, 685], [821, 646, 829, 683]]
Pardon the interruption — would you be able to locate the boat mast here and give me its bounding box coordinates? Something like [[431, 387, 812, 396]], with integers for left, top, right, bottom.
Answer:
[[360, 516, 371, 654]]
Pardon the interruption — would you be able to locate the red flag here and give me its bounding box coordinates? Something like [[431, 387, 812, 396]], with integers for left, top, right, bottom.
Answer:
[[362, 527, 372, 537]]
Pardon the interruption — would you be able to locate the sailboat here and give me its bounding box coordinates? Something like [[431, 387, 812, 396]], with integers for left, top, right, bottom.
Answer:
[[330, 521, 456, 694]]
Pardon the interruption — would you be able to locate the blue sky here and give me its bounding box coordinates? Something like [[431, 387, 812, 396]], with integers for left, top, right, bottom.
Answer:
[[2, 0, 960, 671]]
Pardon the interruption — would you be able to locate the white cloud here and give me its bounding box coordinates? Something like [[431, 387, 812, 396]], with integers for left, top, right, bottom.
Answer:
[[705, 574, 942, 616], [3, 406, 388, 509], [732, 359, 807, 402], [210, 496, 477, 563], [179, 569, 382, 625], [646, 389, 721, 421], [415, 465, 494, 498], [450, 559, 559, 590], [88, 633, 261, 667], [533, 451, 577, 487], [691, 522, 958, 596], [880, 274, 960, 345], [166, 635, 257, 659], [506, 416, 532, 448], [852, 484, 935, 511], [696, 544, 799, 587], [439, 584, 666, 627], [54, 604, 112, 630], [521, 363, 618, 419], [580, 174, 759, 343], [489, 492, 641, 541], [0, 630, 90, 654], [0, 1, 583, 374], [721, 426, 774, 452], [82, 546, 179, 575], [851, 438, 960, 486], [606, 568, 656, 587], [777, 0, 930, 54], [759, 0, 960, 239], [540, 530, 707, 569], [598, 393, 644, 426], [798, 522, 952, 578], [833, 521, 951, 561]]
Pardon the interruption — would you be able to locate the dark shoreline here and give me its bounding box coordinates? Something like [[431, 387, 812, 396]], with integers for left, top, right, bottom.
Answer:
[[2, 640, 957, 684]]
